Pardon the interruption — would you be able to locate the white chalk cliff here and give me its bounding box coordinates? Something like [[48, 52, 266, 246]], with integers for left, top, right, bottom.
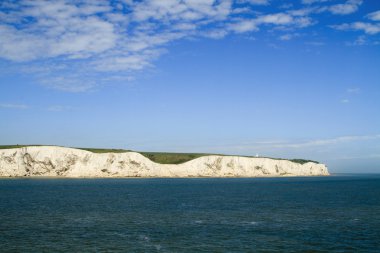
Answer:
[[0, 146, 329, 177]]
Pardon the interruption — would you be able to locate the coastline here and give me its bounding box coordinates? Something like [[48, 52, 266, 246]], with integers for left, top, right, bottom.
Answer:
[[0, 146, 329, 178]]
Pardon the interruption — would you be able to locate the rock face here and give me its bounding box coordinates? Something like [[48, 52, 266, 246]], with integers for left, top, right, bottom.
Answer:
[[0, 146, 329, 178]]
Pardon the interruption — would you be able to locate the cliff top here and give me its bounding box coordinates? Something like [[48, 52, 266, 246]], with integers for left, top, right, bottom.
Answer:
[[0, 145, 319, 165]]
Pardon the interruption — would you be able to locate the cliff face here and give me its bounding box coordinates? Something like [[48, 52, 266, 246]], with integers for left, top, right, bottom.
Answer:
[[0, 146, 329, 177]]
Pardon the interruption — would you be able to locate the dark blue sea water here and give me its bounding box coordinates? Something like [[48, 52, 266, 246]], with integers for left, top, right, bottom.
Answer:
[[0, 175, 379, 252]]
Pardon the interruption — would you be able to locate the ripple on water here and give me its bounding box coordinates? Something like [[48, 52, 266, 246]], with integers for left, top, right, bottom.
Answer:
[[0, 177, 379, 252]]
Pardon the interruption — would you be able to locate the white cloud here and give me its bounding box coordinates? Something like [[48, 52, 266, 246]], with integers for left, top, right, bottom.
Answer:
[[302, 0, 331, 4], [240, 0, 270, 5], [0, 25, 46, 62], [261, 135, 380, 149], [0, 0, 237, 92], [229, 19, 258, 33], [367, 10, 380, 21], [341, 99, 350, 103], [202, 28, 229, 38], [279, 33, 300, 40], [300, 0, 362, 17], [279, 34, 292, 40], [332, 22, 380, 35], [0, 0, 363, 92], [258, 12, 315, 28], [328, 0, 362, 15], [40, 75, 96, 93], [201, 134, 380, 153], [93, 53, 155, 72], [132, 0, 231, 22], [0, 1, 117, 62], [0, 103, 29, 109], [349, 35, 367, 46], [228, 11, 314, 34], [257, 13, 294, 25], [334, 154, 380, 160], [288, 8, 315, 17]]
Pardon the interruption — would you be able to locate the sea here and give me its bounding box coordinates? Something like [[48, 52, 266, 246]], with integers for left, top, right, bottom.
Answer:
[[0, 174, 379, 252]]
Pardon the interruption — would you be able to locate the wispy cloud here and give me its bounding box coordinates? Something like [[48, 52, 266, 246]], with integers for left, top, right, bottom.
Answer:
[[366, 10, 380, 21], [327, 0, 362, 15], [228, 19, 259, 33], [279, 33, 300, 41], [334, 154, 380, 160], [302, 0, 331, 4], [232, 134, 380, 150], [0, 103, 29, 109], [0, 1, 116, 61], [271, 135, 380, 148], [302, 0, 363, 15], [332, 22, 380, 35], [340, 87, 360, 103], [331, 7, 380, 36], [189, 134, 380, 152], [347, 35, 367, 46], [242, 0, 270, 5], [0, 0, 369, 92]]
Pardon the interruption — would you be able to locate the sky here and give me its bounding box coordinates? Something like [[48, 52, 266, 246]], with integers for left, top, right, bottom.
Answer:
[[0, 0, 380, 173]]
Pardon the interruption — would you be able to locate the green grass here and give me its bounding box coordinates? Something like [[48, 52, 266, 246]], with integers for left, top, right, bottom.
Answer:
[[76, 147, 132, 153], [0, 145, 319, 165], [0, 145, 45, 149], [139, 152, 211, 165]]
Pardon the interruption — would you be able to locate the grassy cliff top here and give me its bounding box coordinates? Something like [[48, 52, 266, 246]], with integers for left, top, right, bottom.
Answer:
[[0, 145, 319, 165]]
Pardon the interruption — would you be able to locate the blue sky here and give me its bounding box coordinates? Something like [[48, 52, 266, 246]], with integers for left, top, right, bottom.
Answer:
[[1, 0, 380, 173]]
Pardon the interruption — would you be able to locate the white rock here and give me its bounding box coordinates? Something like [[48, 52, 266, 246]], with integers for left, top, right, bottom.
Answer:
[[0, 146, 329, 177]]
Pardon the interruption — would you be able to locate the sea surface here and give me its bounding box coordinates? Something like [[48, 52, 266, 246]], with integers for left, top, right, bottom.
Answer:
[[0, 175, 379, 252]]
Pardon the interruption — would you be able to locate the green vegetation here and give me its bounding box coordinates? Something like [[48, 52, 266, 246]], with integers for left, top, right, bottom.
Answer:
[[0, 145, 319, 165], [289, 159, 319, 165], [0, 145, 43, 149], [139, 152, 209, 165], [77, 147, 132, 153]]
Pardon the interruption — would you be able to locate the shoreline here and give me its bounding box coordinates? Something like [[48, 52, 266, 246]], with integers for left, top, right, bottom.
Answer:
[[0, 174, 331, 179], [0, 146, 329, 178]]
